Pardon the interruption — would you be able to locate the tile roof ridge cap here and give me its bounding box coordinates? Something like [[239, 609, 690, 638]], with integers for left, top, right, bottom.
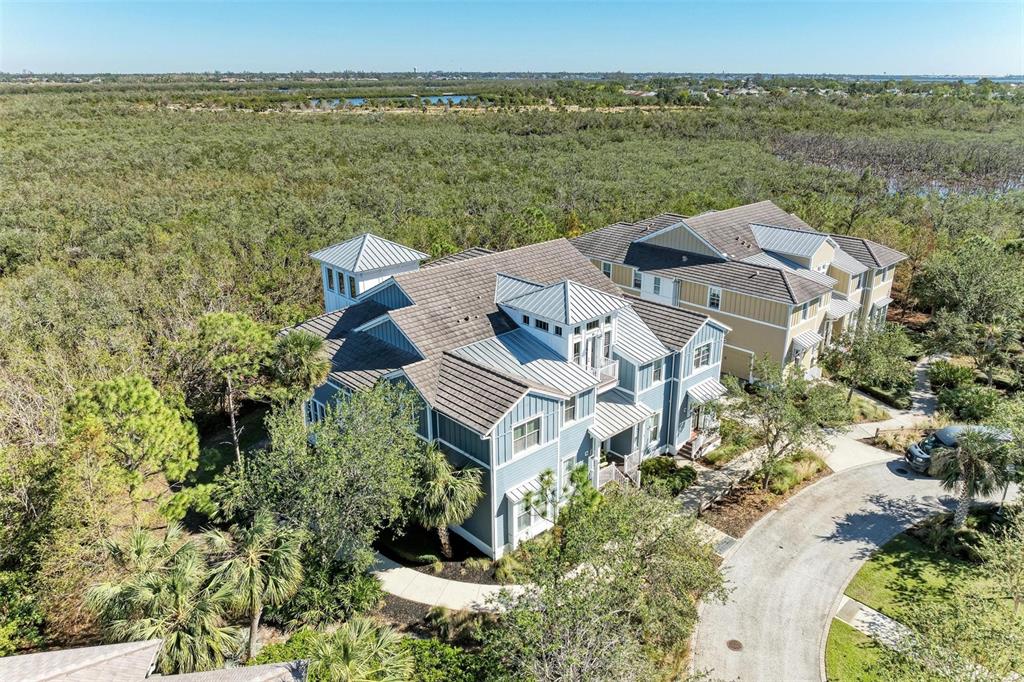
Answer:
[[750, 221, 823, 235]]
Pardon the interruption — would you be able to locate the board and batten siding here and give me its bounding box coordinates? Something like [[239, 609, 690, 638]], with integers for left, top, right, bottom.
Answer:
[[493, 439, 559, 551], [364, 281, 412, 310], [438, 446, 493, 549], [646, 225, 720, 258], [683, 323, 725, 374], [492, 393, 560, 466], [389, 375, 429, 438], [364, 318, 419, 356], [436, 413, 490, 464], [616, 357, 637, 393]]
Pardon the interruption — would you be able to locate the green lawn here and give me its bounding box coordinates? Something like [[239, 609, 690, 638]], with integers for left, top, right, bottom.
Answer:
[[843, 532, 981, 622], [825, 619, 883, 682]]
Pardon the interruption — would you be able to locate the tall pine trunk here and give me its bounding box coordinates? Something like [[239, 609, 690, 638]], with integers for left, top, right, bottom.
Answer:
[[247, 605, 262, 660], [953, 480, 971, 528], [226, 375, 241, 465], [438, 526, 453, 559]]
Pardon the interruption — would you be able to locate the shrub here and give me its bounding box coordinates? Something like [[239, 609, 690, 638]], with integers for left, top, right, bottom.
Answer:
[[908, 510, 996, 562], [404, 638, 486, 682], [768, 451, 826, 495], [850, 395, 890, 423], [929, 360, 975, 390], [639, 457, 697, 495], [937, 385, 1000, 422], [872, 428, 923, 452], [493, 553, 524, 585], [266, 565, 384, 629], [0, 571, 44, 656], [429, 561, 444, 575], [859, 383, 912, 410], [462, 557, 492, 573], [249, 628, 319, 666], [425, 607, 494, 645]]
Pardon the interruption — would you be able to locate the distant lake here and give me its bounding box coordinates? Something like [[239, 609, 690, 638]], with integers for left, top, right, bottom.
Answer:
[[309, 95, 475, 108]]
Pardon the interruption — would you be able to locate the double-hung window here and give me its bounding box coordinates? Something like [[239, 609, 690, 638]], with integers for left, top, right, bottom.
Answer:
[[653, 276, 662, 295], [648, 412, 661, 445], [535, 319, 550, 332], [799, 301, 810, 320], [564, 395, 577, 423], [632, 269, 642, 289], [522, 314, 530, 325], [554, 325, 563, 337], [560, 455, 576, 495], [348, 275, 357, 298], [708, 286, 722, 310], [693, 342, 712, 370], [652, 357, 664, 383], [516, 501, 532, 534], [512, 417, 542, 455], [326, 269, 335, 291], [603, 330, 612, 359], [572, 340, 582, 363], [881, 266, 892, 282], [601, 261, 612, 277]]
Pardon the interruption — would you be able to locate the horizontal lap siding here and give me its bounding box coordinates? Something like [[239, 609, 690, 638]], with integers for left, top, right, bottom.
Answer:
[[493, 394, 559, 466], [365, 319, 418, 355], [436, 413, 490, 464]]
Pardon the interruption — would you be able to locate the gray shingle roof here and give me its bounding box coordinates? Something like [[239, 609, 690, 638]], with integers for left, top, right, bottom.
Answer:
[[626, 243, 831, 305], [569, 222, 651, 263], [829, 234, 907, 269], [502, 280, 628, 325], [322, 332, 420, 391], [623, 294, 712, 350], [0, 640, 161, 682], [155, 662, 307, 681], [289, 302, 390, 340], [424, 247, 495, 268], [310, 234, 429, 272], [683, 201, 816, 259], [432, 353, 531, 434]]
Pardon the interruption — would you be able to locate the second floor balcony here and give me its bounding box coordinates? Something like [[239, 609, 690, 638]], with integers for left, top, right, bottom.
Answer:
[[587, 357, 618, 391]]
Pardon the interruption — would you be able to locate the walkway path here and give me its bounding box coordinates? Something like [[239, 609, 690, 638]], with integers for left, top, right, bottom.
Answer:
[[370, 553, 520, 612], [679, 447, 768, 514], [835, 595, 910, 650]]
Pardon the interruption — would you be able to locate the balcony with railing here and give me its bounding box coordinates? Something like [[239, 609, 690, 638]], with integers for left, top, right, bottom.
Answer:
[[587, 358, 619, 392], [597, 450, 640, 488]]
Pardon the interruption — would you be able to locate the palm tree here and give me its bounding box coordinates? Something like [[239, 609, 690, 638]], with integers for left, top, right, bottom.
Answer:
[[415, 445, 483, 558], [310, 616, 413, 682], [86, 526, 239, 675], [267, 331, 330, 403], [932, 429, 1011, 528], [206, 511, 306, 660]]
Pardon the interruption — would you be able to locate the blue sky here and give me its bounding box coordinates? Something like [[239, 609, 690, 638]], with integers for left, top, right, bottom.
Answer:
[[1, 1, 1021, 75]]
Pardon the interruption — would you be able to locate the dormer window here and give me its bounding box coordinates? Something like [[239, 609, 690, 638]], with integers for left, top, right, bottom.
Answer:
[[554, 326, 563, 337], [632, 270, 642, 289], [653, 276, 662, 295], [348, 275, 357, 298], [535, 319, 550, 332], [602, 262, 612, 277], [326, 269, 335, 291], [523, 315, 530, 325]]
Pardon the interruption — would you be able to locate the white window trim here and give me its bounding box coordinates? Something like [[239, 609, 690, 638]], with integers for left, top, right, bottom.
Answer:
[[510, 415, 545, 458], [693, 341, 713, 370], [651, 357, 666, 385], [325, 268, 335, 292], [601, 261, 612, 277], [652, 276, 662, 295], [707, 286, 722, 310], [631, 268, 642, 289]]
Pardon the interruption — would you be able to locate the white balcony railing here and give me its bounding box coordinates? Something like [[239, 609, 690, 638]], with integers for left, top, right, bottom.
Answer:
[[588, 358, 618, 385]]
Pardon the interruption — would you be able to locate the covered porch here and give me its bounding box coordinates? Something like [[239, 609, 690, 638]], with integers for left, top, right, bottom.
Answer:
[[589, 389, 659, 488], [678, 377, 728, 460]]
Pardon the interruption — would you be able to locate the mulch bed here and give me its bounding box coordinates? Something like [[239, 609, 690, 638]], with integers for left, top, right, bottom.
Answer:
[[700, 467, 832, 538], [378, 525, 499, 585], [372, 594, 434, 635], [412, 559, 498, 585]]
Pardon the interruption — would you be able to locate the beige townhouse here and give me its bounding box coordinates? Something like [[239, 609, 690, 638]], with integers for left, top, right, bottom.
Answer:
[[571, 201, 907, 381]]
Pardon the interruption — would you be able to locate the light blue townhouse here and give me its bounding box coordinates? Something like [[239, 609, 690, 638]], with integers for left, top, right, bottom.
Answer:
[[293, 234, 729, 559]]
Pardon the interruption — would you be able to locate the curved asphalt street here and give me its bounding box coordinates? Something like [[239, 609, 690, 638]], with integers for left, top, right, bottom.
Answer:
[[692, 457, 951, 682]]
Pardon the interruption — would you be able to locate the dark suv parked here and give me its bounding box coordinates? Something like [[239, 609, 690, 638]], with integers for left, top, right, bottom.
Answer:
[[905, 425, 1011, 474]]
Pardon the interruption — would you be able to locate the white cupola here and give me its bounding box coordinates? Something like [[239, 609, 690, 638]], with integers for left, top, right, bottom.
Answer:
[[310, 233, 429, 312]]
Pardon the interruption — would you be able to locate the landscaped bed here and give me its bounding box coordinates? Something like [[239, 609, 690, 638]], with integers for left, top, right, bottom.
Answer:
[[701, 417, 763, 468], [377, 524, 499, 585], [700, 451, 831, 537]]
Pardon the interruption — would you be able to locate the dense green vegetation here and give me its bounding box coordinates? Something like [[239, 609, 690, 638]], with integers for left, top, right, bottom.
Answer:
[[2, 76, 1024, 677]]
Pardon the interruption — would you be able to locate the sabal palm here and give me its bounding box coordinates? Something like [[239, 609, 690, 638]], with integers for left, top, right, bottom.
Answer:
[[310, 616, 413, 682], [206, 511, 305, 660], [416, 446, 483, 558], [87, 526, 239, 674], [933, 429, 1011, 528]]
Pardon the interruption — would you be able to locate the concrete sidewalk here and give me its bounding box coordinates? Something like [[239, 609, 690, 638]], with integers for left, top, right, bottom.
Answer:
[[678, 446, 768, 514], [370, 553, 521, 612], [835, 595, 911, 650]]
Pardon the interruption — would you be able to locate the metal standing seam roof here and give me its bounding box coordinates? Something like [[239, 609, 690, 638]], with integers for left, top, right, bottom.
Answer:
[[614, 307, 669, 364], [501, 280, 629, 325], [452, 328, 598, 396], [830, 246, 870, 275], [309, 233, 430, 273], [827, 297, 860, 319], [494, 273, 545, 304], [792, 330, 825, 351], [0, 640, 162, 682], [872, 296, 894, 309], [686, 377, 729, 404], [749, 223, 830, 259], [505, 478, 543, 503], [589, 389, 654, 441], [741, 251, 838, 288]]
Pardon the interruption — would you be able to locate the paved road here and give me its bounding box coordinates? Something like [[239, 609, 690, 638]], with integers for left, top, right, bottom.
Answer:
[[692, 458, 951, 682]]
